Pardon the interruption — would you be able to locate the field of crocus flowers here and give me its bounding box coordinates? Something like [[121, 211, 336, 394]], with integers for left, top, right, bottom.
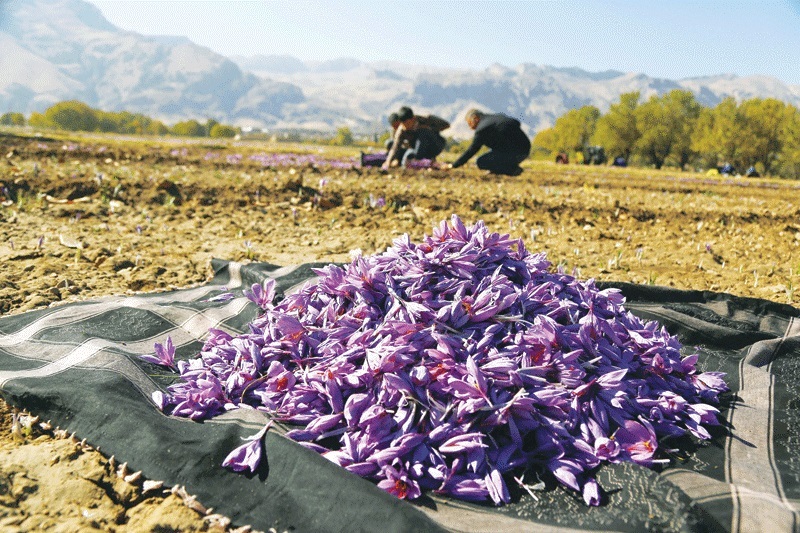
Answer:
[[1, 129, 799, 530]]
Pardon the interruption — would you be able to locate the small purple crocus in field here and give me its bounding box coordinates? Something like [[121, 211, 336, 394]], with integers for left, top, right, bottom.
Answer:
[[140, 337, 176, 369], [222, 421, 272, 473], [405, 158, 439, 170], [153, 215, 728, 506]]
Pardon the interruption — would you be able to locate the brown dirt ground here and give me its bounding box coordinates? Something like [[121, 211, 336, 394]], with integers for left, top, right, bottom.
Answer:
[[1, 130, 799, 531]]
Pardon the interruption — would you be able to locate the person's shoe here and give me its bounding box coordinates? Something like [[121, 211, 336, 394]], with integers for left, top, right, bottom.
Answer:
[[508, 166, 523, 176]]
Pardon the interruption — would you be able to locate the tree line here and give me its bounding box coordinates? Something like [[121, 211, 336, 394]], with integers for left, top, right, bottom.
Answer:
[[0, 100, 239, 139], [533, 90, 800, 178]]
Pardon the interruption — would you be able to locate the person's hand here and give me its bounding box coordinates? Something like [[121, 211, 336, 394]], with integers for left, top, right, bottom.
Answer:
[[442, 163, 453, 170]]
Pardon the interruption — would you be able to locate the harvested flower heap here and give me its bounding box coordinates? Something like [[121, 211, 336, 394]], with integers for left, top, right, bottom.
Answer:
[[147, 215, 728, 506]]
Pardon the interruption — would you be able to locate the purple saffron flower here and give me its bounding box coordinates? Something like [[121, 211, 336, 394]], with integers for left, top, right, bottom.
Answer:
[[205, 291, 236, 303], [140, 337, 176, 369], [613, 419, 660, 465], [485, 468, 511, 505], [222, 421, 272, 473], [582, 478, 601, 506], [151, 390, 168, 411], [244, 279, 277, 310], [593, 436, 620, 461], [377, 465, 422, 500], [437, 475, 490, 501]]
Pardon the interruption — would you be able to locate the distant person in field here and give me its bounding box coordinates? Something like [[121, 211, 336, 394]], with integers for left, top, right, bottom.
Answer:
[[384, 112, 408, 165], [445, 109, 531, 176], [362, 113, 409, 168], [382, 106, 450, 169]]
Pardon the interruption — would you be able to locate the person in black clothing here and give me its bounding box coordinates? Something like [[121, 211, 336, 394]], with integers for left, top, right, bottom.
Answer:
[[446, 109, 531, 176]]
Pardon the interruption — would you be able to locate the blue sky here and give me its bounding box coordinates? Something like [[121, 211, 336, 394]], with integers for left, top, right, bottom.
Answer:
[[88, 0, 800, 84]]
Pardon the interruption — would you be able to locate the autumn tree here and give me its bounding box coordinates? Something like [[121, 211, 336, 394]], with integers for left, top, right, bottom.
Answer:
[[592, 92, 640, 161], [0, 112, 25, 126], [737, 98, 790, 175], [147, 120, 170, 135], [535, 106, 600, 155], [778, 105, 800, 179], [209, 124, 238, 138], [27, 112, 50, 128], [691, 97, 741, 169], [633, 90, 701, 169], [531, 126, 558, 154], [332, 126, 354, 146], [170, 119, 206, 137], [44, 100, 98, 131]]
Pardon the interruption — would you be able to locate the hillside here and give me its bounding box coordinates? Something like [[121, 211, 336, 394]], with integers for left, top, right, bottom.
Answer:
[[0, 0, 305, 127], [3, 0, 800, 136]]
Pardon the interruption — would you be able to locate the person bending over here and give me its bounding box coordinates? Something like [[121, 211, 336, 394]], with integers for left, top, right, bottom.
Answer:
[[382, 106, 449, 169], [384, 112, 408, 165], [446, 109, 531, 176]]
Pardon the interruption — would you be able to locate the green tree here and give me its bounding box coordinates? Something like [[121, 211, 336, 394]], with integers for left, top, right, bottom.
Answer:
[[44, 100, 98, 131], [171, 119, 206, 137], [0, 112, 25, 126], [209, 123, 238, 138], [332, 126, 354, 146], [633, 90, 700, 169], [592, 92, 640, 161]]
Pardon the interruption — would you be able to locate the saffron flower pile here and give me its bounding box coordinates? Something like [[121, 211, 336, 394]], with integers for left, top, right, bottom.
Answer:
[[149, 215, 727, 506]]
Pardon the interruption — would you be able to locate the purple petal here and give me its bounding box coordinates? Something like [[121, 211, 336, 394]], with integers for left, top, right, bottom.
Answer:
[[222, 421, 272, 473]]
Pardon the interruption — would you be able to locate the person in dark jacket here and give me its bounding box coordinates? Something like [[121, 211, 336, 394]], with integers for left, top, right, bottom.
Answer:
[[382, 106, 449, 169], [446, 109, 531, 176]]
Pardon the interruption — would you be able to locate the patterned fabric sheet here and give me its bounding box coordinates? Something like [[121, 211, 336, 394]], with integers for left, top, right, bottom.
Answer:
[[1, 260, 799, 533]]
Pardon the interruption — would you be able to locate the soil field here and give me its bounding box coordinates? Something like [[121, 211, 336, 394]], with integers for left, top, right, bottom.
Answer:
[[1, 130, 799, 531]]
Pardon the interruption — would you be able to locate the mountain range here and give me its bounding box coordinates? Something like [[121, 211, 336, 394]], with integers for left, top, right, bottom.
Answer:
[[3, 0, 800, 138]]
